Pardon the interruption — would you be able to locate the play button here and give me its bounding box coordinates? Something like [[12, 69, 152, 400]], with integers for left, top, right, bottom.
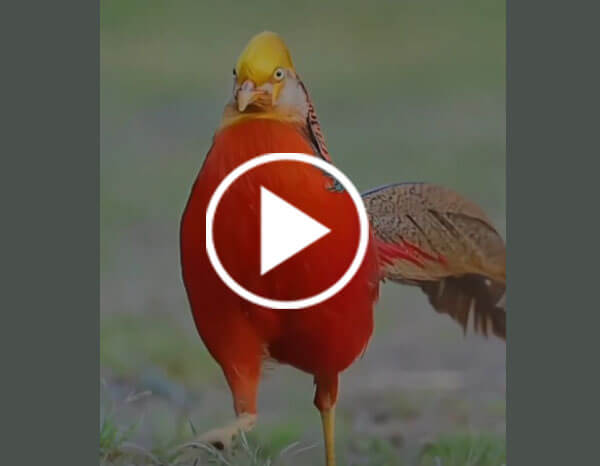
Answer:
[[205, 153, 369, 310], [260, 187, 331, 275]]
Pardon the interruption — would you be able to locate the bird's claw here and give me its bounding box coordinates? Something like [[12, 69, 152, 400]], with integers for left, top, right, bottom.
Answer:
[[195, 413, 257, 451]]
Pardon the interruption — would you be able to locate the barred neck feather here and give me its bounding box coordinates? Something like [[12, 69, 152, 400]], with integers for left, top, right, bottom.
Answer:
[[298, 78, 332, 162]]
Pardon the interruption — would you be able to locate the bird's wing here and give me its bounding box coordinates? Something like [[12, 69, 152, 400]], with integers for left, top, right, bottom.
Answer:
[[363, 183, 506, 339]]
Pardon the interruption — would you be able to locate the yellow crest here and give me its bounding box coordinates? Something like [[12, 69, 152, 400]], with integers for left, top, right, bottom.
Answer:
[[235, 31, 295, 85]]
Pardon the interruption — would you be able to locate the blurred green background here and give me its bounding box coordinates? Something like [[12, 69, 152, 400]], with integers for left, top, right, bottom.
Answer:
[[101, 1, 505, 464]]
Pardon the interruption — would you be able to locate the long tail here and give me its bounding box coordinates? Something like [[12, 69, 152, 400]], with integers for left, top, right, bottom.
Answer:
[[363, 183, 506, 340]]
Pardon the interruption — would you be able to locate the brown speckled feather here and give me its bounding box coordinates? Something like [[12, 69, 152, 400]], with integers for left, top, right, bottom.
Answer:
[[363, 183, 506, 339], [298, 78, 332, 162]]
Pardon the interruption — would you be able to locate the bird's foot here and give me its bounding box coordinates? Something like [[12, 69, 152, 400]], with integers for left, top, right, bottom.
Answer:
[[196, 413, 257, 450]]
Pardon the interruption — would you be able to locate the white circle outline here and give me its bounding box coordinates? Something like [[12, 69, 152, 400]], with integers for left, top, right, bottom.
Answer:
[[205, 153, 369, 310]]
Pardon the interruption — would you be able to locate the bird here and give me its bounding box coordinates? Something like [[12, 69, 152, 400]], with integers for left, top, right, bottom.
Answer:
[[180, 31, 505, 466]]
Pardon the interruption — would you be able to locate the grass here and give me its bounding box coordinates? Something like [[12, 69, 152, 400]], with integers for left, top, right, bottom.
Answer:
[[101, 314, 219, 390], [101, 419, 505, 466], [100, 389, 155, 465], [99, 385, 299, 465], [100, 387, 505, 466], [419, 434, 506, 466], [348, 437, 401, 465], [100, 399, 285, 466]]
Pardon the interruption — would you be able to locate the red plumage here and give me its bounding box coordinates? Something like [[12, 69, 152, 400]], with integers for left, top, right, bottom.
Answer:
[[180, 118, 379, 414]]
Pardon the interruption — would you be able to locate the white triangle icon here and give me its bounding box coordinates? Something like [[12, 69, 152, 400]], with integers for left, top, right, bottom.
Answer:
[[260, 186, 331, 275]]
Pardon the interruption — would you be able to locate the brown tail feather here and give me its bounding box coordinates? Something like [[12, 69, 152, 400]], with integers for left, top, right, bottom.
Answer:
[[363, 182, 506, 341], [415, 274, 505, 340]]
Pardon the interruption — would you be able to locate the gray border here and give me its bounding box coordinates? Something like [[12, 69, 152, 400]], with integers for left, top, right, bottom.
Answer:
[[4, 0, 599, 463], [3, 1, 99, 464], [507, 1, 599, 465]]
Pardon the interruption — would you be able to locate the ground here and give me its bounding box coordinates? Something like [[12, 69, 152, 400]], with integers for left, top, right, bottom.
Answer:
[[101, 1, 505, 464], [100, 284, 505, 465]]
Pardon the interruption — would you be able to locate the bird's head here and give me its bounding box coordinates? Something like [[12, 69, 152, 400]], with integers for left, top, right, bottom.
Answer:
[[226, 31, 308, 122]]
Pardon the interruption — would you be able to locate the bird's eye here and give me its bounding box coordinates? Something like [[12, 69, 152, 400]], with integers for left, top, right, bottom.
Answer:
[[232, 68, 237, 78], [273, 68, 285, 81]]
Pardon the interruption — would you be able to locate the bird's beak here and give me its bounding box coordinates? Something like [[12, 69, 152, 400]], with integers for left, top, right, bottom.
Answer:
[[236, 80, 261, 112]]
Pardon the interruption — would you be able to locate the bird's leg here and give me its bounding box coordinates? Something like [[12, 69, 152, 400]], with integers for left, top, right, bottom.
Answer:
[[314, 373, 339, 466], [196, 361, 260, 450], [320, 406, 336, 466]]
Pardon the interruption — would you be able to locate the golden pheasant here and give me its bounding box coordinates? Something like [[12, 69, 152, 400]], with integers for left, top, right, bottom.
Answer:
[[180, 31, 505, 466]]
